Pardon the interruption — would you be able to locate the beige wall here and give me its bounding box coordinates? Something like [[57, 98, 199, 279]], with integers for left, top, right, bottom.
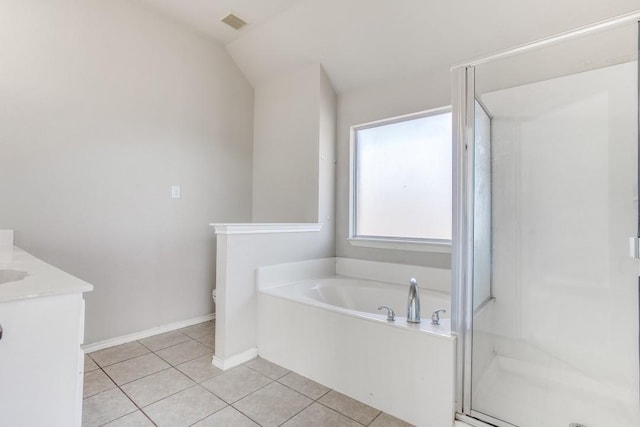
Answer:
[[252, 64, 336, 223], [252, 64, 336, 252], [252, 65, 320, 222], [0, 0, 254, 343]]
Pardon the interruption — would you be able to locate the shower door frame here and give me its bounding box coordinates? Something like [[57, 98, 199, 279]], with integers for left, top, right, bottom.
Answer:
[[451, 11, 640, 427]]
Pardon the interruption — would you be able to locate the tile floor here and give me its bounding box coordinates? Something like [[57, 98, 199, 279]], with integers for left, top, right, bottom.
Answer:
[[83, 320, 413, 427]]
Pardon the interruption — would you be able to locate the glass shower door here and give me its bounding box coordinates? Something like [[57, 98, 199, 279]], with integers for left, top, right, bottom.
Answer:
[[460, 19, 640, 427]]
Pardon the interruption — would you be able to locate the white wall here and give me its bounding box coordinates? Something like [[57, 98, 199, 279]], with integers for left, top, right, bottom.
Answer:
[[0, 0, 254, 343], [336, 68, 452, 268]]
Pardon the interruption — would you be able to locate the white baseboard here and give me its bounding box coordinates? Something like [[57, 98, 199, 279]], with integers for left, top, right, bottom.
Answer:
[[83, 313, 216, 353], [212, 347, 257, 371]]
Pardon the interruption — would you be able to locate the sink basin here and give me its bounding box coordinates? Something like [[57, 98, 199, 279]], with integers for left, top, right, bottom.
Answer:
[[0, 269, 28, 284]]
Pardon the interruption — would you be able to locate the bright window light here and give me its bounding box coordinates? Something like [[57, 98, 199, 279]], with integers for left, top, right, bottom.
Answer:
[[352, 109, 452, 241]]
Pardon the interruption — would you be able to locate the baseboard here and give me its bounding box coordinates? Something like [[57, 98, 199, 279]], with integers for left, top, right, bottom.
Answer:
[[83, 313, 216, 353], [212, 347, 257, 371]]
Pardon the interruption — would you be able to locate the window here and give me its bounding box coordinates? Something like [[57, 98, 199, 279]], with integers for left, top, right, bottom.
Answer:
[[349, 108, 452, 251]]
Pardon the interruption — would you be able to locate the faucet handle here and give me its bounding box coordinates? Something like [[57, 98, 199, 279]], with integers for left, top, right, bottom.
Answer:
[[378, 305, 396, 321], [431, 309, 447, 325]]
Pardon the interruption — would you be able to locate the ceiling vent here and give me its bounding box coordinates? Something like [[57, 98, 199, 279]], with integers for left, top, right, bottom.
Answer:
[[221, 13, 248, 30]]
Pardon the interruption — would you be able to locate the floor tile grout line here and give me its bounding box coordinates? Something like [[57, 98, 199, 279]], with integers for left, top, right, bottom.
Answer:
[[109, 365, 174, 388], [313, 399, 378, 426], [97, 407, 155, 427], [230, 361, 372, 426], [82, 368, 118, 399], [274, 377, 331, 401], [368, 411, 383, 426], [89, 349, 152, 369], [224, 375, 277, 406], [97, 353, 172, 386], [230, 399, 270, 426], [270, 377, 372, 426], [186, 331, 216, 341], [141, 336, 196, 355], [173, 357, 219, 384], [119, 368, 197, 410], [275, 398, 315, 426], [179, 321, 216, 341], [139, 382, 215, 413], [185, 403, 231, 427], [137, 333, 193, 353], [225, 376, 318, 427], [241, 357, 290, 378], [192, 334, 215, 349], [280, 399, 368, 427], [95, 365, 158, 427], [315, 390, 382, 424], [151, 342, 213, 368]]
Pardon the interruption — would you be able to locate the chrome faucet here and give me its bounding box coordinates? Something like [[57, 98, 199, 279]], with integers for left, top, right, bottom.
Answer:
[[377, 305, 395, 321], [407, 278, 421, 323], [431, 309, 447, 325]]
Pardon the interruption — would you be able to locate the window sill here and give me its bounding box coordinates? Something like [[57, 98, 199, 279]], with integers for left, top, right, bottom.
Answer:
[[347, 237, 452, 253]]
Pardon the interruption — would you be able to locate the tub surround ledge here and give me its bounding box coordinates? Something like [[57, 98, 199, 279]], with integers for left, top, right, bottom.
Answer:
[[210, 223, 321, 235]]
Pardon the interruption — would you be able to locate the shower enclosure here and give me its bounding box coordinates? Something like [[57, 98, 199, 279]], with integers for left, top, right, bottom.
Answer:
[[453, 13, 640, 427]]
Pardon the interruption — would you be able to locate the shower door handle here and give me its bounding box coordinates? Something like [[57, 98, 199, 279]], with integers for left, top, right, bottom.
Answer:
[[0, 321, 3, 341]]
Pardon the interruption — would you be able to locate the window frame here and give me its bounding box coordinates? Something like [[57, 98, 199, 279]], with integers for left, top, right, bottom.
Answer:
[[348, 106, 453, 253]]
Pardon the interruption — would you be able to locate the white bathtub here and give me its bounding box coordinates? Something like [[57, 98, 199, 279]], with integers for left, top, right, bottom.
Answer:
[[263, 276, 451, 334], [256, 258, 456, 427]]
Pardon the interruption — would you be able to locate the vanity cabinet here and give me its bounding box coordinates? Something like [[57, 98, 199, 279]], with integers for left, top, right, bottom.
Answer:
[[0, 246, 92, 427]]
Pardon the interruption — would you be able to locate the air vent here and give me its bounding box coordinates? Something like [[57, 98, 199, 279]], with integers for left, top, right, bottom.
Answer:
[[221, 13, 248, 30]]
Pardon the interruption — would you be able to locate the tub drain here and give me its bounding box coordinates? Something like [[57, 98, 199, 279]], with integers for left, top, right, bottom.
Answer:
[[569, 423, 589, 427]]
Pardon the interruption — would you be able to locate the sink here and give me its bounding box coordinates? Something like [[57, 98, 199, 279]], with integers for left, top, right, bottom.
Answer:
[[0, 269, 28, 284]]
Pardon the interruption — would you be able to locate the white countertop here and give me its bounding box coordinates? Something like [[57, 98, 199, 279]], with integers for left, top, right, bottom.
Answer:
[[0, 246, 93, 303]]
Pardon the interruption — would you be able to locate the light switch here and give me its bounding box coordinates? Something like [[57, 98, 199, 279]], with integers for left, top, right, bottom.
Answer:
[[171, 185, 181, 199]]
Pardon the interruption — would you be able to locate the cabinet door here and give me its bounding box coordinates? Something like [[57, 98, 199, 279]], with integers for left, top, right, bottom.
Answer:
[[0, 293, 84, 427]]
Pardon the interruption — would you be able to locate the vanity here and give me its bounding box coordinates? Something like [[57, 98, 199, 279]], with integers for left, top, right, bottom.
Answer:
[[0, 231, 92, 427]]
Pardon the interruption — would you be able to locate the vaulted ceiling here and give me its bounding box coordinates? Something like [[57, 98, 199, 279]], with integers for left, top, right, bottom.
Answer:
[[136, 0, 640, 92]]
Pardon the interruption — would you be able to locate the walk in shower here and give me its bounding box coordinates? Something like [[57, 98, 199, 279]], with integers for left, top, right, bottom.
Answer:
[[453, 13, 640, 427]]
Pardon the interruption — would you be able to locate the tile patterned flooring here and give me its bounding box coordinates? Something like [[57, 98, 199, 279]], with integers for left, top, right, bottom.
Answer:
[[83, 321, 413, 427]]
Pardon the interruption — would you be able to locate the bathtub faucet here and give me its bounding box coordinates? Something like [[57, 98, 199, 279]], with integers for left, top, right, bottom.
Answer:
[[377, 305, 395, 321], [407, 278, 421, 323], [431, 309, 447, 325]]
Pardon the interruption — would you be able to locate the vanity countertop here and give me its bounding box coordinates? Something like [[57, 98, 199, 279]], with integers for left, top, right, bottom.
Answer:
[[0, 246, 93, 303]]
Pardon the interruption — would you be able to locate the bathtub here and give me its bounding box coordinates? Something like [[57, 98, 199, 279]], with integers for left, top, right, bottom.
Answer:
[[256, 257, 456, 427], [263, 276, 451, 334]]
